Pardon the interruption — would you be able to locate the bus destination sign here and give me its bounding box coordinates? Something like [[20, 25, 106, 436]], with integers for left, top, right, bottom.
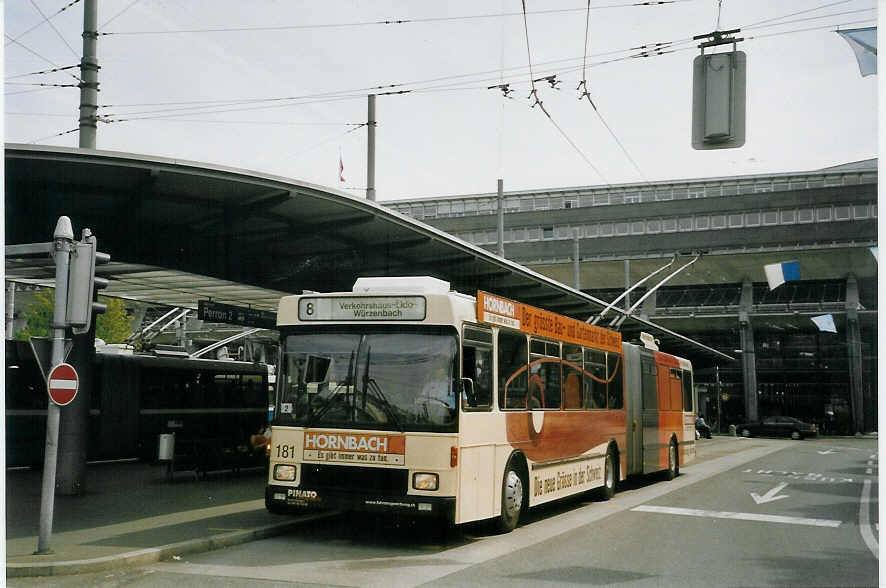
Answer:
[[298, 296, 426, 321], [477, 291, 622, 353]]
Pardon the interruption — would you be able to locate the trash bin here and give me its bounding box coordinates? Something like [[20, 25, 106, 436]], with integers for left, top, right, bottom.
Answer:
[[728, 424, 736, 436], [158, 433, 175, 461]]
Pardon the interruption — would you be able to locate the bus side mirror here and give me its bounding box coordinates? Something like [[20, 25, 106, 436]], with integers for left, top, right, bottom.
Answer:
[[460, 377, 476, 407]]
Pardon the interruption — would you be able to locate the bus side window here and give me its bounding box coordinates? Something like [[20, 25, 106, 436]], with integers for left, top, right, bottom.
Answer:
[[562, 344, 582, 409], [462, 345, 493, 410], [498, 330, 528, 410], [682, 368, 693, 412], [584, 349, 607, 409], [607, 352, 624, 409]]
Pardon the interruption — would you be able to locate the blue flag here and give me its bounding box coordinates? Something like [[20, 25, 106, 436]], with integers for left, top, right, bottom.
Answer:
[[764, 261, 800, 290]]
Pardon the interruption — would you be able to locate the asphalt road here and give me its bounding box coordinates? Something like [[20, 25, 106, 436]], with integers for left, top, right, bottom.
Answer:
[[10, 437, 878, 587]]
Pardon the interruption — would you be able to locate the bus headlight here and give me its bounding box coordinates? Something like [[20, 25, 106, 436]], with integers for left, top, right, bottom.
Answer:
[[412, 472, 439, 491], [274, 464, 296, 481]]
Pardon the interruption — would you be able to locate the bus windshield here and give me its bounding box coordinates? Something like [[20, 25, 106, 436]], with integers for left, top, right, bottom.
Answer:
[[276, 325, 458, 432]]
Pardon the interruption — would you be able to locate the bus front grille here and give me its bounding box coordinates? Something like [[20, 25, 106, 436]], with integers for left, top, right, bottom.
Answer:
[[300, 464, 409, 496]]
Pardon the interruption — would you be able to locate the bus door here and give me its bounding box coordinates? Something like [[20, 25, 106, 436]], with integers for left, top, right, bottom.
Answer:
[[458, 326, 496, 523], [640, 355, 660, 474]]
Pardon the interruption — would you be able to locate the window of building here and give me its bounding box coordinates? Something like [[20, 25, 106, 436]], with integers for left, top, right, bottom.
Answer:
[[550, 196, 563, 209], [763, 211, 778, 225], [555, 226, 571, 238], [599, 223, 613, 237], [745, 211, 760, 226], [797, 208, 813, 223], [565, 199, 578, 209], [534, 197, 549, 210], [641, 190, 656, 203], [423, 205, 437, 219], [543, 227, 554, 239], [662, 218, 677, 232], [721, 184, 738, 196], [711, 215, 726, 229], [656, 189, 673, 201], [452, 201, 464, 215], [506, 197, 520, 212], [585, 224, 598, 237], [610, 193, 624, 205], [728, 213, 743, 228], [580, 194, 595, 207], [780, 209, 796, 224], [853, 204, 869, 219], [817, 207, 832, 221], [647, 219, 661, 233], [631, 221, 645, 234], [478, 201, 491, 214], [412, 204, 424, 218], [624, 191, 640, 203], [513, 228, 526, 241], [834, 205, 850, 221], [615, 222, 630, 235], [695, 216, 709, 230], [498, 330, 527, 410], [464, 201, 478, 214], [437, 202, 451, 216], [527, 227, 541, 240], [520, 197, 533, 211], [594, 193, 610, 205], [678, 217, 693, 231]]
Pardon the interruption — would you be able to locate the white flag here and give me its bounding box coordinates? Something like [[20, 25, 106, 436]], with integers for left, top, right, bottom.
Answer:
[[811, 314, 837, 333]]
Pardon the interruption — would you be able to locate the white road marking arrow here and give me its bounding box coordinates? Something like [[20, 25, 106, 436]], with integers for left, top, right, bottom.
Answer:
[[751, 482, 790, 504], [817, 449, 836, 455]]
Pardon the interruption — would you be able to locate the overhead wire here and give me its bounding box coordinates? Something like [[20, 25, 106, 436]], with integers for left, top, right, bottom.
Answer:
[[98, 2, 698, 36], [28, 0, 79, 59], [4, 34, 82, 83], [5, 0, 81, 46], [6, 64, 80, 80], [520, 0, 608, 184]]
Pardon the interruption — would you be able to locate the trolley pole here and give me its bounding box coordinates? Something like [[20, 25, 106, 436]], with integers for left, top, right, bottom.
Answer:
[[78, 0, 99, 148], [36, 217, 75, 554], [366, 94, 376, 201]]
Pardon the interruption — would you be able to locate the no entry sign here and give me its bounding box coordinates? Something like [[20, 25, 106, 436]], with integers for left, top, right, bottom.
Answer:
[[47, 363, 79, 406]]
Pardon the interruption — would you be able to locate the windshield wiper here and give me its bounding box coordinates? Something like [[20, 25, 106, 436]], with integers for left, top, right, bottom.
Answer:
[[308, 349, 355, 427], [361, 345, 404, 433]]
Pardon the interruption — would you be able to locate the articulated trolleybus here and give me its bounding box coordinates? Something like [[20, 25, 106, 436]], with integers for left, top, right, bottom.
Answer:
[[265, 277, 696, 531]]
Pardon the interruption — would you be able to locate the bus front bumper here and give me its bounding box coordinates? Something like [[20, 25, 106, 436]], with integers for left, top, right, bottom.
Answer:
[[266, 484, 455, 520]]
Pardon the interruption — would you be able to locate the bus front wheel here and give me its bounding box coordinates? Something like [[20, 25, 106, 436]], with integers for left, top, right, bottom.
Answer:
[[497, 462, 525, 533]]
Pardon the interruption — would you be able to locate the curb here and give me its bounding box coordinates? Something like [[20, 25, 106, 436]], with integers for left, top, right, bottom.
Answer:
[[6, 511, 336, 578]]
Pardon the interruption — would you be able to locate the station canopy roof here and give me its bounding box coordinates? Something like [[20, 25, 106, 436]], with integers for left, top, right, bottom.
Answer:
[[5, 144, 732, 363]]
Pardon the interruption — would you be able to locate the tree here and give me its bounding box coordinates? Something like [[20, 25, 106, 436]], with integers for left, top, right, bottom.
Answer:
[[13, 289, 54, 340], [14, 289, 134, 343], [95, 297, 134, 343]]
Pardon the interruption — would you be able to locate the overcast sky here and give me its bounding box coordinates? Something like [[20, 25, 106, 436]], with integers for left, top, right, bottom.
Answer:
[[4, 0, 879, 201]]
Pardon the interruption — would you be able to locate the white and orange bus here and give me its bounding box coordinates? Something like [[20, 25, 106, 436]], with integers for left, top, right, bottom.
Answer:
[[265, 276, 696, 531]]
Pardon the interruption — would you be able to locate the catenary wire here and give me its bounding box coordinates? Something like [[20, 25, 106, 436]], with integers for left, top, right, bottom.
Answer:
[[28, 0, 79, 59], [5, 0, 81, 46], [99, 2, 696, 36]]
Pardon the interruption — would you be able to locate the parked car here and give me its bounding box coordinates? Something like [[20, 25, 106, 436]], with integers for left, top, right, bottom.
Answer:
[[695, 416, 712, 439], [736, 416, 818, 440]]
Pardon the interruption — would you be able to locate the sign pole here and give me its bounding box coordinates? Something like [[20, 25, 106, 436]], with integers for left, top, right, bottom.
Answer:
[[36, 217, 74, 554]]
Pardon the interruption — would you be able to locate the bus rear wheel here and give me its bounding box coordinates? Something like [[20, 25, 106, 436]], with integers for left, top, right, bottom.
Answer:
[[496, 461, 525, 533], [665, 440, 678, 480], [598, 447, 616, 500]]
